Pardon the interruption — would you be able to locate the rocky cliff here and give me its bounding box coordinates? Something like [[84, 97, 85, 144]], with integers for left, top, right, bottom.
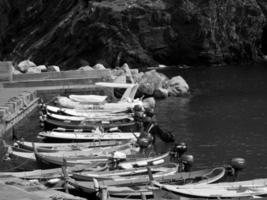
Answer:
[[0, 0, 266, 69]]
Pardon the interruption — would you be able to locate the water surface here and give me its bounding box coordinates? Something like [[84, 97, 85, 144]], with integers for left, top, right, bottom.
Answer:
[[155, 64, 267, 180]]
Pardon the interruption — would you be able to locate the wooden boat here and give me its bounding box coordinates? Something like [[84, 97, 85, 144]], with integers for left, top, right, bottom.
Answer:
[[56, 83, 142, 112], [10, 142, 139, 160], [69, 94, 107, 104], [38, 129, 140, 141], [35, 151, 169, 169], [72, 163, 178, 181], [44, 104, 125, 116], [152, 178, 267, 200], [45, 111, 133, 122], [15, 140, 128, 152], [42, 117, 137, 132], [0, 164, 106, 180], [68, 167, 226, 197], [117, 152, 168, 169]]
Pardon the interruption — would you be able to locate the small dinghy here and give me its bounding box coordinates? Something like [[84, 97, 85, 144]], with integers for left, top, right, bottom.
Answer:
[[38, 129, 140, 141], [9, 143, 139, 168], [152, 178, 267, 200], [42, 117, 137, 132], [72, 163, 178, 181], [44, 104, 124, 116], [68, 167, 226, 197], [15, 140, 127, 152], [45, 111, 133, 122], [35, 151, 169, 169], [69, 94, 107, 104], [56, 83, 142, 112]]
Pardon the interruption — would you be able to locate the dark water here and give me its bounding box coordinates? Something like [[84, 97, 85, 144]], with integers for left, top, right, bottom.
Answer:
[[1, 63, 267, 181], [155, 63, 267, 180]]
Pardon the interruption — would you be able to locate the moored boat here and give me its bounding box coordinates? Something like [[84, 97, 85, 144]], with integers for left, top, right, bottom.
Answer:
[[8, 142, 139, 168], [69, 94, 107, 104], [42, 117, 137, 132], [152, 178, 267, 200], [35, 151, 169, 169], [15, 140, 128, 152], [38, 129, 140, 141], [45, 111, 133, 122], [68, 166, 226, 197], [72, 163, 179, 181], [55, 83, 142, 112]]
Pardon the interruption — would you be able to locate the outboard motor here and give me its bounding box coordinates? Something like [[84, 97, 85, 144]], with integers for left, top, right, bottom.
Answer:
[[109, 151, 127, 169], [227, 157, 246, 181], [181, 154, 194, 172], [144, 107, 155, 118], [170, 142, 188, 160], [137, 133, 154, 149], [39, 114, 47, 127]]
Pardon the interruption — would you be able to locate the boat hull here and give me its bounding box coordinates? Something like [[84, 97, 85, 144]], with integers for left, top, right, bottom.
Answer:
[[43, 118, 138, 132]]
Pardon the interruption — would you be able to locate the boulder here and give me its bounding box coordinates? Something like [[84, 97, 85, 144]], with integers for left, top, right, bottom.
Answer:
[[27, 67, 42, 73], [93, 63, 105, 70], [17, 60, 36, 73], [35, 65, 47, 72], [138, 70, 169, 96], [121, 63, 134, 83], [167, 76, 189, 96], [132, 71, 144, 83], [77, 65, 93, 71], [47, 65, 60, 72], [142, 97, 156, 109], [154, 88, 169, 99]]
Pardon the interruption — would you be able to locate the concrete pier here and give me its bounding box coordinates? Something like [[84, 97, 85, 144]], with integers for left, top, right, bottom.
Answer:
[[0, 88, 39, 137], [0, 177, 85, 200]]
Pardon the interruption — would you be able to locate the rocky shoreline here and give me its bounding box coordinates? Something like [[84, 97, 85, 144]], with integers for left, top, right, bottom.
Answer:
[[0, 0, 266, 69], [13, 60, 190, 99]]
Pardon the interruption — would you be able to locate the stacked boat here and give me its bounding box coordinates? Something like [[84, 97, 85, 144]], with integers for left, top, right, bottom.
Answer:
[[2, 82, 267, 200]]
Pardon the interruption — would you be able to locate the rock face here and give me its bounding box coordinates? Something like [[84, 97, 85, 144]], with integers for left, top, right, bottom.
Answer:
[[257, 0, 267, 55], [0, 0, 266, 69]]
